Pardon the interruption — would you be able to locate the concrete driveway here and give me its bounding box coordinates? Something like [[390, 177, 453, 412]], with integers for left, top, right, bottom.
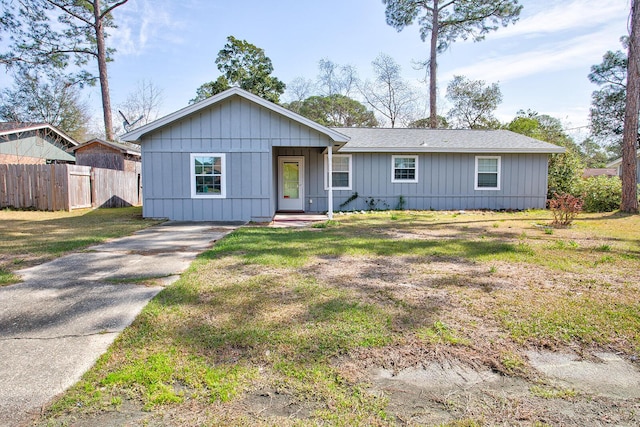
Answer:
[[0, 221, 239, 427]]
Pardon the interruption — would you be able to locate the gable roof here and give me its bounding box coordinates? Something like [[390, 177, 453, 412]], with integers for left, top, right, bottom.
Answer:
[[333, 128, 565, 154], [0, 122, 78, 148], [71, 138, 141, 157], [606, 152, 640, 168], [121, 87, 350, 143]]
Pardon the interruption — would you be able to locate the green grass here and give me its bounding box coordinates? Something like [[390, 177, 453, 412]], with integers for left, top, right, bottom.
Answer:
[[496, 291, 640, 350], [101, 350, 254, 408], [206, 227, 529, 268], [311, 219, 340, 228], [500, 351, 527, 376], [0, 267, 18, 285], [37, 210, 640, 426], [417, 320, 470, 346], [529, 385, 577, 399], [0, 207, 161, 285]]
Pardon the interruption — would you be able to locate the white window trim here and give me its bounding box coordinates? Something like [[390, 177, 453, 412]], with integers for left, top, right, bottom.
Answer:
[[391, 155, 419, 183], [190, 153, 226, 198], [474, 155, 501, 191], [324, 154, 352, 190]]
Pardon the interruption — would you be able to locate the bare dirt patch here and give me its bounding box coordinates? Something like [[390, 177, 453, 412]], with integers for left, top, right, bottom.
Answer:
[[311, 251, 640, 425], [358, 354, 640, 426]]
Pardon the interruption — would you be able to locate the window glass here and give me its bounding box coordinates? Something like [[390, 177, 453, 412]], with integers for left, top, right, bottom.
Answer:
[[477, 172, 498, 188], [325, 154, 352, 189], [192, 154, 224, 197], [392, 156, 418, 182], [475, 156, 500, 189], [477, 158, 498, 173]]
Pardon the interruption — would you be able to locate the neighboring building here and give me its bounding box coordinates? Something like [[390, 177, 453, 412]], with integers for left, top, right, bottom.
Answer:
[[71, 138, 141, 174], [122, 87, 564, 222], [582, 168, 618, 179], [0, 122, 77, 164], [606, 153, 640, 184]]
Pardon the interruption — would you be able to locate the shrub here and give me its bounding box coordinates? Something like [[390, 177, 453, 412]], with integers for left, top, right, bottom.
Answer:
[[547, 149, 584, 198], [549, 193, 583, 227], [577, 176, 621, 212]]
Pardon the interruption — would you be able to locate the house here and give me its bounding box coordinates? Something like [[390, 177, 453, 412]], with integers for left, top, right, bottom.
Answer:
[[71, 138, 141, 174], [0, 122, 77, 164], [606, 153, 640, 184], [122, 87, 564, 222], [582, 168, 618, 179]]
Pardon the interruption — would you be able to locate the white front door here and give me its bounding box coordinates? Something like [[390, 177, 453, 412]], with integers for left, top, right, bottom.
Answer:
[[278, 156, 304, 211]]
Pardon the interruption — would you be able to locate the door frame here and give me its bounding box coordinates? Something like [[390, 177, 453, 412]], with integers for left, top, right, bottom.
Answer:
[[277, 156, 305, 212]]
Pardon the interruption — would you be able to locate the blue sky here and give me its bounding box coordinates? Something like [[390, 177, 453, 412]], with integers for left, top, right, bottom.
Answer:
[[94, 0, 628, 139]]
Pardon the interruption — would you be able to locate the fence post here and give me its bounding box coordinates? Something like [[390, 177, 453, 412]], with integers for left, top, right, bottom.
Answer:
[[50, 163, 56, 211], [90, 167, 97, 208], [64, 164, 71, 211]]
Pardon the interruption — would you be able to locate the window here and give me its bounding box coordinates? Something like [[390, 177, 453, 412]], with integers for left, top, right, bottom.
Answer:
[[475, 156, 501, 190], [324, 154, 352, 190], [392, 155, 418, 183], [190, 153, 226, 198]]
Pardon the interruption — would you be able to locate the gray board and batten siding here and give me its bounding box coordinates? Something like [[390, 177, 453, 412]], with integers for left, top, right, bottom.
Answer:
[[131, 91, 342, 221], [273, 149, 550, 212], [332, 127, 562, 212], [122, 87, 564, 222], [329, 152, 550, 212]]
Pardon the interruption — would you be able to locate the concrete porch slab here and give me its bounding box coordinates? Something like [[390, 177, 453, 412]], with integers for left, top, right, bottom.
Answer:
[[270, 213, 328, 227]]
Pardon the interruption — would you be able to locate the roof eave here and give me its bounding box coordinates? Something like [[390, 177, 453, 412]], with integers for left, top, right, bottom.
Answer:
[[70, 139, 140, 156], [606, 152, 640, 168], [121, 87, 350, 144], [606, 158, 622, 168], [0, 123, 79, 147], [339, 147, 566, 154]]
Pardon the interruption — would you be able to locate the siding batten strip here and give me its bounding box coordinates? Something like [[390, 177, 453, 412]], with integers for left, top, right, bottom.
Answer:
[[327, 147, 333, 220]]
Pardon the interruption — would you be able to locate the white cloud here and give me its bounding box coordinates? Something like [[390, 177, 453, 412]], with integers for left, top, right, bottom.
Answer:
[[442, 26, 621, 83], [109, 0, 185, 56], [492, 0, 629, 39]]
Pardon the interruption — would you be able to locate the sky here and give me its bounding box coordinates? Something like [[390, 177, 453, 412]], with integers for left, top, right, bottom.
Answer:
[[7, 0, 632, 140]]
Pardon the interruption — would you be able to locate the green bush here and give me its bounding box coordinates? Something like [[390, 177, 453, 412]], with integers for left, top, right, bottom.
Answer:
[[547, 149, 584, 198], [577, 176, 622, 212]]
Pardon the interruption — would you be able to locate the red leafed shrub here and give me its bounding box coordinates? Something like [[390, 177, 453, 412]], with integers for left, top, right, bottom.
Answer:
[[548, 193, 584, 227]]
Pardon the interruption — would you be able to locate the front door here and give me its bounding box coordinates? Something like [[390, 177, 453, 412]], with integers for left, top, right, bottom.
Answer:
[[278, 156, 304, 211]]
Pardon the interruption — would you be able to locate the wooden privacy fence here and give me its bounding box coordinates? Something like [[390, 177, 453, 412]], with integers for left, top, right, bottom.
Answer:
[[0, 164, 141, 211]]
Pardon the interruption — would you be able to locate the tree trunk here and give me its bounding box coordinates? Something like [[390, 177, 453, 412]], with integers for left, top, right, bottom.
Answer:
[[93, 0, 115, 141], [622, 0, 640, 213], [429, 0, 439, 128]]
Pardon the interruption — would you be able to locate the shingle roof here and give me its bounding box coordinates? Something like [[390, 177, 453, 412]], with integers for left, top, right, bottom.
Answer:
[[332, 128, 565, 154]]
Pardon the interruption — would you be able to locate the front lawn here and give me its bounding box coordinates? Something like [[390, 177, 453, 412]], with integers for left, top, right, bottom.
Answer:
[[0, 207, 161, 285], [38, 210, 640, 426]]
